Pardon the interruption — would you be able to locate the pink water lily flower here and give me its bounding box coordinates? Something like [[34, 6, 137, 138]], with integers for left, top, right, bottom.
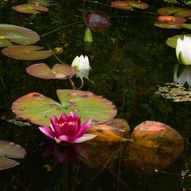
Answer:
[[39, 112, 96, 144]]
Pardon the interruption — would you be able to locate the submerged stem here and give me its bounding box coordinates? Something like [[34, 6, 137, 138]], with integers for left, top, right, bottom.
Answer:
[[41, 21, 83, 37]]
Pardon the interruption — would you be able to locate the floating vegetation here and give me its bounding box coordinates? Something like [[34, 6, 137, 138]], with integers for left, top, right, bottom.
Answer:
[[26, 63, 76, 80], [90, 118, 131, 143], [12, 90, 117, 126], [0, 140, 26, 170], [12, 3, 48, 14], [123, 121, 184, 173], [155, 83, 191, 102], [2, 45, 52, 60], [154, 15, 186, 29], [111, 0, 149, 11], [157, 7, 191, 17], [84, 11, 111, 32], [166, 34, 191, 48], [0, 24, 40, 47]]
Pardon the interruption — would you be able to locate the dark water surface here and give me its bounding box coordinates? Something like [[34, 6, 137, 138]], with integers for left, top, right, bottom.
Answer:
[[0, 0, 191, 190]]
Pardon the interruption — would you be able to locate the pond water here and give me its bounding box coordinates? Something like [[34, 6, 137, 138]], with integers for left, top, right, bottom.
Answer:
[[0, 0, 191, 190]]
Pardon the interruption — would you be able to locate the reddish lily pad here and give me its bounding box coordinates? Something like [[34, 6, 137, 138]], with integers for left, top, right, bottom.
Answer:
[[157, 7, 191, 17], [2, 45, 52, 60], [89, 118, 131, 143], [0, 24, 40, 47], [12, 4, 48, 14], [84, 11, 111, 32], [123, 121, 184, 173], [111, 1, 149, 11], [26, 63, 76, 80], [132, 121, 184, 149], [0, 140, 26, 170], [166, 34, 191, 48], [154, 16, 186, 29], [12, 90, 117, 126]]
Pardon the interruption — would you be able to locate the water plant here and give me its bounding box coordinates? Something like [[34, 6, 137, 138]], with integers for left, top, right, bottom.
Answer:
[[39, 112, 96, 144], [176, 36, 191, 65]]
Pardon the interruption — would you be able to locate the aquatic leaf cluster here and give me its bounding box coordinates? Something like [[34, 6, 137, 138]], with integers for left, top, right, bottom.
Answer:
[[0, 0, 187, 174]]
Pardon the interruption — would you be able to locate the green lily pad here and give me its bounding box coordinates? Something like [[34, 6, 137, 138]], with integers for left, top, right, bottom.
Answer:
[[26, 63, 76, 80], [12, 90, 117, 126], [0, 24, 40, 46], [157, 7, 191, 17], [111, 0, 149, 11], [166, 34, 191, 48], [12, 4, 48, 14], [182, 23, 191, 30], [2, 45, 52, 60], [0, 140, 26, 170]]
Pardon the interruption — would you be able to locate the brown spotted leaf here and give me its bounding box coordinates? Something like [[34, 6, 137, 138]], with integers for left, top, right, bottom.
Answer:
[[2, 45, 52, 60], [26, 63, 76, 79]]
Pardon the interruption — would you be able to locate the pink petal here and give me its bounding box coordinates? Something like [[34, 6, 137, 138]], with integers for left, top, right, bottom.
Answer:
[[52, 124, 63, 137], [75, 119, 91, 138], [58, 135, 70, 143], [72, 134, 97, 143], [39, 126, 55, 139], [60, 113, 68, 122], [50, 115, 58, 126]]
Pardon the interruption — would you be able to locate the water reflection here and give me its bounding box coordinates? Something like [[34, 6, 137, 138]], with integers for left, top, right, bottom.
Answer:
[[174, 64, 191, 88], [42, 143, 88, 165]]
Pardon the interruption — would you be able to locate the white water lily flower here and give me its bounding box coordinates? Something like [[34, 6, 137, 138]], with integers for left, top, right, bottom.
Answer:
[[176, 36, 191, 65], [71, 55, 90, 79]]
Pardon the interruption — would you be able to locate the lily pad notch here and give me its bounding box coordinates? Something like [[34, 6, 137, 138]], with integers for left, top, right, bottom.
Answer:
[[12, 89, 117, 126]]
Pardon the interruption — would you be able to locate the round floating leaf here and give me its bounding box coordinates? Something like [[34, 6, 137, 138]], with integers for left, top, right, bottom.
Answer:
[[157, 7, 191, 17], [132, 121, 184, 150], [2, 45, 52, 60], [26, 63, 76, 80], [89, 118, 131, 143], [12, 90, 117, 126], [154, 15, 186, 29], [0, 140, 26, 170], [182, 23, 191, 30], [123, 121, 184, 173], [12, 4, 48, 14], [111, 1, 149, 11], [0, 157, 19, 170], [0, 24, 40, 45], [84, 11, 111, 32], [166, 34, 191, 48], [0, 38, 12, 47]]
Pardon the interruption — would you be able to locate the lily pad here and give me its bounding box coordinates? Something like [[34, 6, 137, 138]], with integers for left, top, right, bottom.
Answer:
[[123, 121, 184, 173], [154, 15, 186, 29], [26, 63, 76, 80], [12, 90, 117, 126], [166, 34, 191, 48], [0, 24, 40, 47], [89, 118, 131, 143], [155, 83, 191, 102], [157, 7, 191, 17], [84, 11, 111, 32], [0, 140, 26, 170], [12, 4, 48, 14], [111, 1, 149, 11], [2, 45, 52, 60]]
